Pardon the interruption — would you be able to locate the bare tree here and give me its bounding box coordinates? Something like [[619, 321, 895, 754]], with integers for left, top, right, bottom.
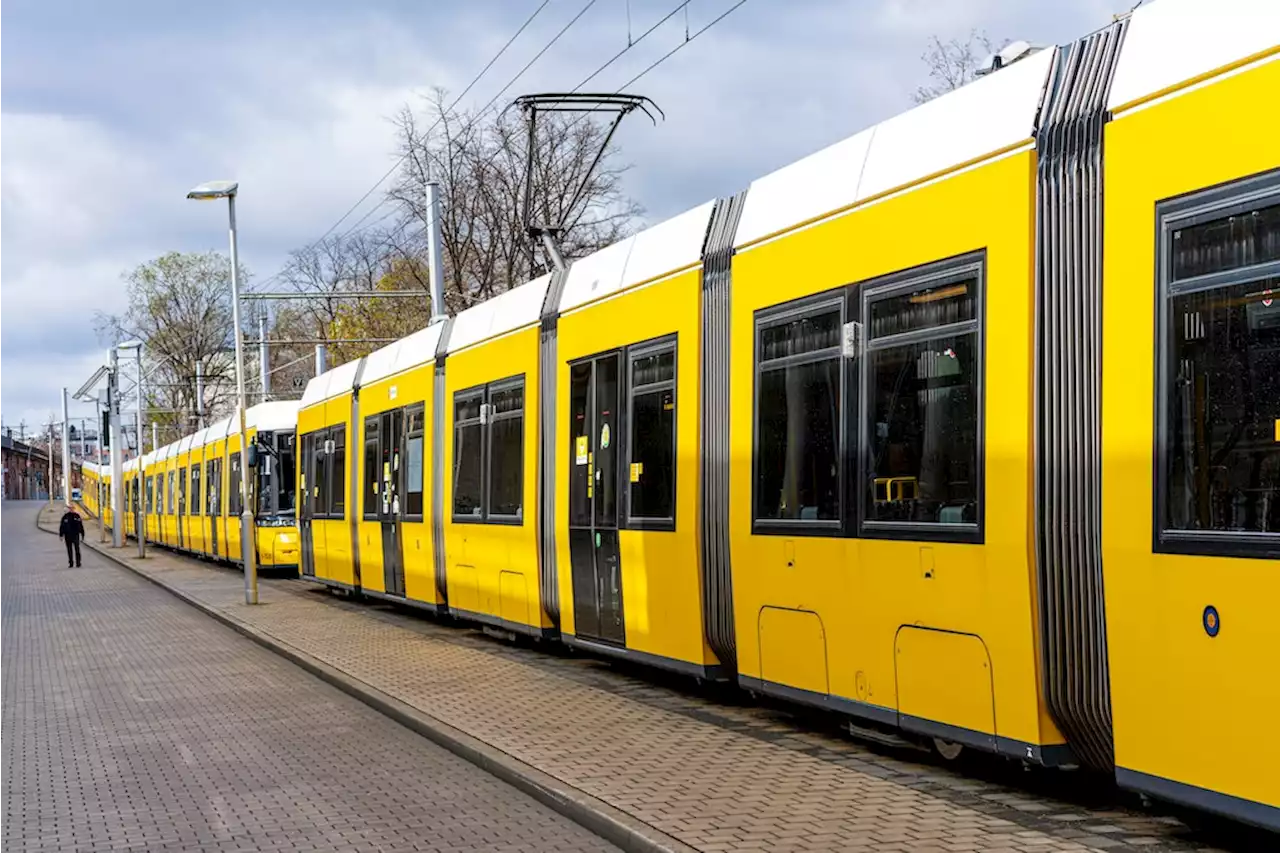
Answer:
[[389, 87, 643, 308], [912, 30, 1007, 104], [95, 251, 249, 438]]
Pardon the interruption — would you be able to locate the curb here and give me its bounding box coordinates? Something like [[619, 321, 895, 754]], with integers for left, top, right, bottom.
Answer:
[[35, 509, 692, 853]]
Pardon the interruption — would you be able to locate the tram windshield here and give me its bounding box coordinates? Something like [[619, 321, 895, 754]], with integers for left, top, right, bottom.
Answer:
[[255, 430, 297, 520]]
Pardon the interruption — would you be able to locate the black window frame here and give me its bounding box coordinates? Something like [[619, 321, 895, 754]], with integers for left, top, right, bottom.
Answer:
[[751, 290, 847, 536], [190, 462, 202, 517], [858, 253, 985, 544], [177, 466, 186, 517], [168, 470, 176, 516], [749, 251, 986, 544], [624, 335, 679, 531], [362, 416, 381, 521], [328, 424, 347, 519], [451, 374, 526, 525], [230, 451, 243, 517], [404, 403, 427, 522], [1154, 168, 1280, 560]]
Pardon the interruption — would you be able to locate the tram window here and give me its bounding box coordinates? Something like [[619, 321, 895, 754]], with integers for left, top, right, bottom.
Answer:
[[146, 476, 154, 514], [230, 453, 243, 516], [329, 427, 346, 517], [453, 377, 524, 522], [628, 343, 676, 524], [168, 471, 176, 516], [205, 461, 216, 515], [754, 302, 843, 524], [406, 405, 425, 518], [453, 392, 484, 518], [863, 262, 982, 532], [278, 434, 296, 514], [177, 468, 186, 516], [363, 417, 380, 519], [488, 382, 524, 520], [313, 435, 328, 519], [190, 464, 202, 516], [1160, 178, 1280, 554]]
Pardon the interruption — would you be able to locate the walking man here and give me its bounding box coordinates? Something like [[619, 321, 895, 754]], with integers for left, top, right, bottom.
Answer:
[[58, 505, 85, 567]]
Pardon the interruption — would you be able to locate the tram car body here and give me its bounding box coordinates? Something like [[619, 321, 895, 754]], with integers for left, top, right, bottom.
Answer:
[[79, 400, 301, 571], [84, 0, 1279, 831]]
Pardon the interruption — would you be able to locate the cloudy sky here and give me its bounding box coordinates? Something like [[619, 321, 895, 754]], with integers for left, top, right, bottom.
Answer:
[[1, 0, 1120, 434]]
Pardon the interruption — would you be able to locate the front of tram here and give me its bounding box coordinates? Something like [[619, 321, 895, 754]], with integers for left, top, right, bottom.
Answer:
[[251, 408, 301, 573]]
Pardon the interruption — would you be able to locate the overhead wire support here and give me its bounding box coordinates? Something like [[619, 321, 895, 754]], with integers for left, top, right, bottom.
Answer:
[[241, 291, 433, 300], [509, 92, 661, 270]]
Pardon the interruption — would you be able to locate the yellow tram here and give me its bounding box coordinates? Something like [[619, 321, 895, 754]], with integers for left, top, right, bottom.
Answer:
[[81, 0, 1280, 830], [77, 401, 301, 571]]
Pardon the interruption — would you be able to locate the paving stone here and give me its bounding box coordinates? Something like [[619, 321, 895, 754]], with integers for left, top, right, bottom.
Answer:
[[4, 503, 616, 853], [35, 501, 1264, 853]]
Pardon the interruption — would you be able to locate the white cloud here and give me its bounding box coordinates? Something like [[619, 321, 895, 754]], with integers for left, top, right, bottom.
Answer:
[[2, 0, 1112, 430]]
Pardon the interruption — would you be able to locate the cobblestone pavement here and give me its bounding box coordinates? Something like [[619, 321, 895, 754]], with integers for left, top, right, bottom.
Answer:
[[3, 502, 619, 853], [43, 504, 1268, 853]]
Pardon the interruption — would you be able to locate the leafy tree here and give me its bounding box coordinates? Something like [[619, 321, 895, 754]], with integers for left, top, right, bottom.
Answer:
[[96, 251, 250, 442]]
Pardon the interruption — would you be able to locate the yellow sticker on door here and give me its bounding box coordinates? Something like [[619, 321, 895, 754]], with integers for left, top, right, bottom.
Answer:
[[630, 462, 643, 483], [576, 435, 589, 465], [600, 423, 610, 449]]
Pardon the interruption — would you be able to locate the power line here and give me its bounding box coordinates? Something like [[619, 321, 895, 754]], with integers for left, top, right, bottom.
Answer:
[[245, 0, 554, 294], [335, 0, 601, 243], [539, 0, 749, 184]]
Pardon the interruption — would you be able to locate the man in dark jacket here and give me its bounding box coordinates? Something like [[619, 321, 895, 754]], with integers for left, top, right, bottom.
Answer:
[[58, 506, 85, 567]]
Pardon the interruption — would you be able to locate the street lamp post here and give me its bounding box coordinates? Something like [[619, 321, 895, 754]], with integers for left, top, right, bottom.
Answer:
[[188, 180, 257, 605], [118, 341, 146, 559]]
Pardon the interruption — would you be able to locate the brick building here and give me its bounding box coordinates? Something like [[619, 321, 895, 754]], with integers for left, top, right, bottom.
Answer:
[[1, 432, 78, 501]]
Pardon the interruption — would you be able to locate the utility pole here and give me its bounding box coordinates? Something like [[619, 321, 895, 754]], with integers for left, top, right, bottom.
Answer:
[[195, 360, 205, 429], [259, 310, 270, 402], [47, 420, 55, 502], [61, 389, 71, 505], [315, 343, 327, 376], [109, 349, 124, 548], [152, 422, 159, 453]]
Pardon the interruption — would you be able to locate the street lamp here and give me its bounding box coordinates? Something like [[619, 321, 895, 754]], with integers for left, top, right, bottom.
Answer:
[[118, 340, 145, 559], [188, 179, 257, 605]]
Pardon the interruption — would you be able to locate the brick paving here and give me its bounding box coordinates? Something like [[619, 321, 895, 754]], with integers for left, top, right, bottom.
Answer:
[[38, 503, 1260, 853], [3, 502, 619, 853]]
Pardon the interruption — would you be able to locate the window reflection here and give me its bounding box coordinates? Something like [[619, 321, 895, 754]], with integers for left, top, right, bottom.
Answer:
[[1167, 277, 1280, 534], [867, 335, 978, 524]]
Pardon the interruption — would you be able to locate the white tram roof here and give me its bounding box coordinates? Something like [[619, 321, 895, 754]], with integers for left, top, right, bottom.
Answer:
[[446, 274, 552, 354], [1108, 0, 1279, 113], [733, 47, 1054, 251], [247, 400, 298, 433], [360, 322, 446, 388], [300, 356, 364, 408]]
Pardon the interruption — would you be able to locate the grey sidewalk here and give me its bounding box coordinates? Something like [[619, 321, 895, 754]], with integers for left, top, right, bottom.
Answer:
[[3, 501, 619, 853], [37, 502, 1251, 853]]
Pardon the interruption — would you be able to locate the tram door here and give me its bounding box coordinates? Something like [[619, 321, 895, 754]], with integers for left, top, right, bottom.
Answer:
[[299, 434, 315, 577], [568, 354, 625, 645], [379, 409, 406, 597], [208, 458, 220, 557]]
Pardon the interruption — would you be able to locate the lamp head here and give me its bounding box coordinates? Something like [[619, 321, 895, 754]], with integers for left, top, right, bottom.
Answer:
[[187, 180, 238, 200]]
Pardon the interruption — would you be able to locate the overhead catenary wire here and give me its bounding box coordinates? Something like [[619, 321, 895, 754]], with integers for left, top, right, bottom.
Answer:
[[244, 0, 554, 294], [322, 0, 601, 249], [345, 0, 737, 249]]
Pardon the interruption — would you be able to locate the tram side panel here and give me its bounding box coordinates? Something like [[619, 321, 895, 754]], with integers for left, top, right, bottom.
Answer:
[[356, 365, 436, 603], [726, 148, 1065, 759], [554, 267, 718, 674], [1101, 56, 1280, 826], [442, 326, 548, 635]]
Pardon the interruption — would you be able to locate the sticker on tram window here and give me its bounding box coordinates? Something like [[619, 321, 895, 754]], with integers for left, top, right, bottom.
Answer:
[[576, 435, 589, 465], [600, 423, 610, 449], [1275, 419, 1279, 442], [630, 462, 643, 483]]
